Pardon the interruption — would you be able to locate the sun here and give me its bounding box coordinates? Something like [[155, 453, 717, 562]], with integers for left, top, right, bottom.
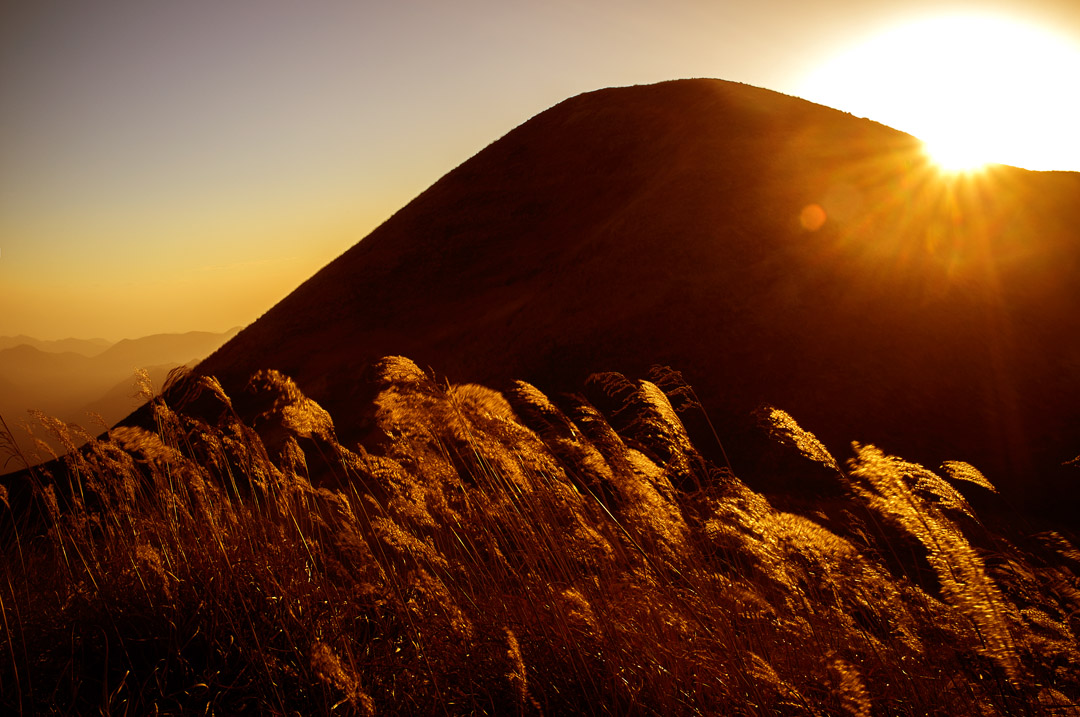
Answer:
[[798, 14, 1080, 172]]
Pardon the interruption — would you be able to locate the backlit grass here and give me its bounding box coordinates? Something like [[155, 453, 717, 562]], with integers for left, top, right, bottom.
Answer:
[[1, 358, 1078, 714]]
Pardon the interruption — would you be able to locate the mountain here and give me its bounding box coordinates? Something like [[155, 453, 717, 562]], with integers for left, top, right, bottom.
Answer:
[[0, 329, 242, 412], [0, 335, 113, 356], [0, 328, 241, 471], [80, 361, 193, 425], [183, 80, 1080, 519], [0, 346, 99, 414], [96, 330, 242, 369]]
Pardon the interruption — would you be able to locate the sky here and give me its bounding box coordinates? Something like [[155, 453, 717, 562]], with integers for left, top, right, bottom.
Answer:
[[2, 0, 1079, 341]]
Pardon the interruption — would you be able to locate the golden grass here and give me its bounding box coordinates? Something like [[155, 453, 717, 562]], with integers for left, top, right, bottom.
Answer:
[[1, 357, 1078, 714]]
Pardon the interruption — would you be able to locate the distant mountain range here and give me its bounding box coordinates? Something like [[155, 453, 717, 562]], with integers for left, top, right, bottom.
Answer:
[[0, 328, 240, 471], [0, 335, 113, 356], [187, 79, 1080, 522]]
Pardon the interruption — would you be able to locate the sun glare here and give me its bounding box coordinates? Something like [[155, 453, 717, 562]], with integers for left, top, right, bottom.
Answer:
[[799, 14, 1080, 172], [923, 135, 989, 173]]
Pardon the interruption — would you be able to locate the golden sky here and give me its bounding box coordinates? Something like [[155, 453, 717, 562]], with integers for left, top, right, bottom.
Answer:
[[2, 0, 1079, 340]]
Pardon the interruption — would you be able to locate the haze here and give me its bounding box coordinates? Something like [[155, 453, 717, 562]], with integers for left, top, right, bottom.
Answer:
[[2, 0, 1079, 341]]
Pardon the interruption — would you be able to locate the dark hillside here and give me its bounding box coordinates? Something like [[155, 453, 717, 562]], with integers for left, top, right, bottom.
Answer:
[[188, 78, 1080, 518]]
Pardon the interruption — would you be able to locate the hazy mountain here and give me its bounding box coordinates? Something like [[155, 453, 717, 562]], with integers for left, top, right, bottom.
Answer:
[[97, 330, 242, 369], [0, 346, 98, 414], [0, 329, 241, 409], [80, 361, 193, 425], [0, 375, 23, 417], [0, 335, 113, 356], [0, 328, 241, 470]]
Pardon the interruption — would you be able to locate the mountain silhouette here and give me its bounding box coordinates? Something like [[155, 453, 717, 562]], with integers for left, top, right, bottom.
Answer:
[[188, 79, 1077, 518], [0, 329, 241, 416], [0, 328, 241, 472], [0, 335, 113, 356], [93, 330, 240, 369]]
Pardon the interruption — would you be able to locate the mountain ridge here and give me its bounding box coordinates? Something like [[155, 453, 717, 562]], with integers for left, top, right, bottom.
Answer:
[[0, 327, 242, 472], [0, 335, 113, 357]]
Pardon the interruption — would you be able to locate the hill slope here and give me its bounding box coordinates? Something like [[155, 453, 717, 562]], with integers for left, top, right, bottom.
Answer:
[[195, 79, 1080, 517]]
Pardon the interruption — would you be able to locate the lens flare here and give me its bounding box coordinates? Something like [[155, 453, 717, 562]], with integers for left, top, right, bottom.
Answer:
[[800, 203, 827, 232]]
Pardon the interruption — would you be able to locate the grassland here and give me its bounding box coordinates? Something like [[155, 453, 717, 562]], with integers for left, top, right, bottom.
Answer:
[[1, 358, 1079, 714]]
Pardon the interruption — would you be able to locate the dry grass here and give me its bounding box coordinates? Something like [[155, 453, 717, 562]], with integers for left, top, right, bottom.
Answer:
[[1, 358, 1078, 714]]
